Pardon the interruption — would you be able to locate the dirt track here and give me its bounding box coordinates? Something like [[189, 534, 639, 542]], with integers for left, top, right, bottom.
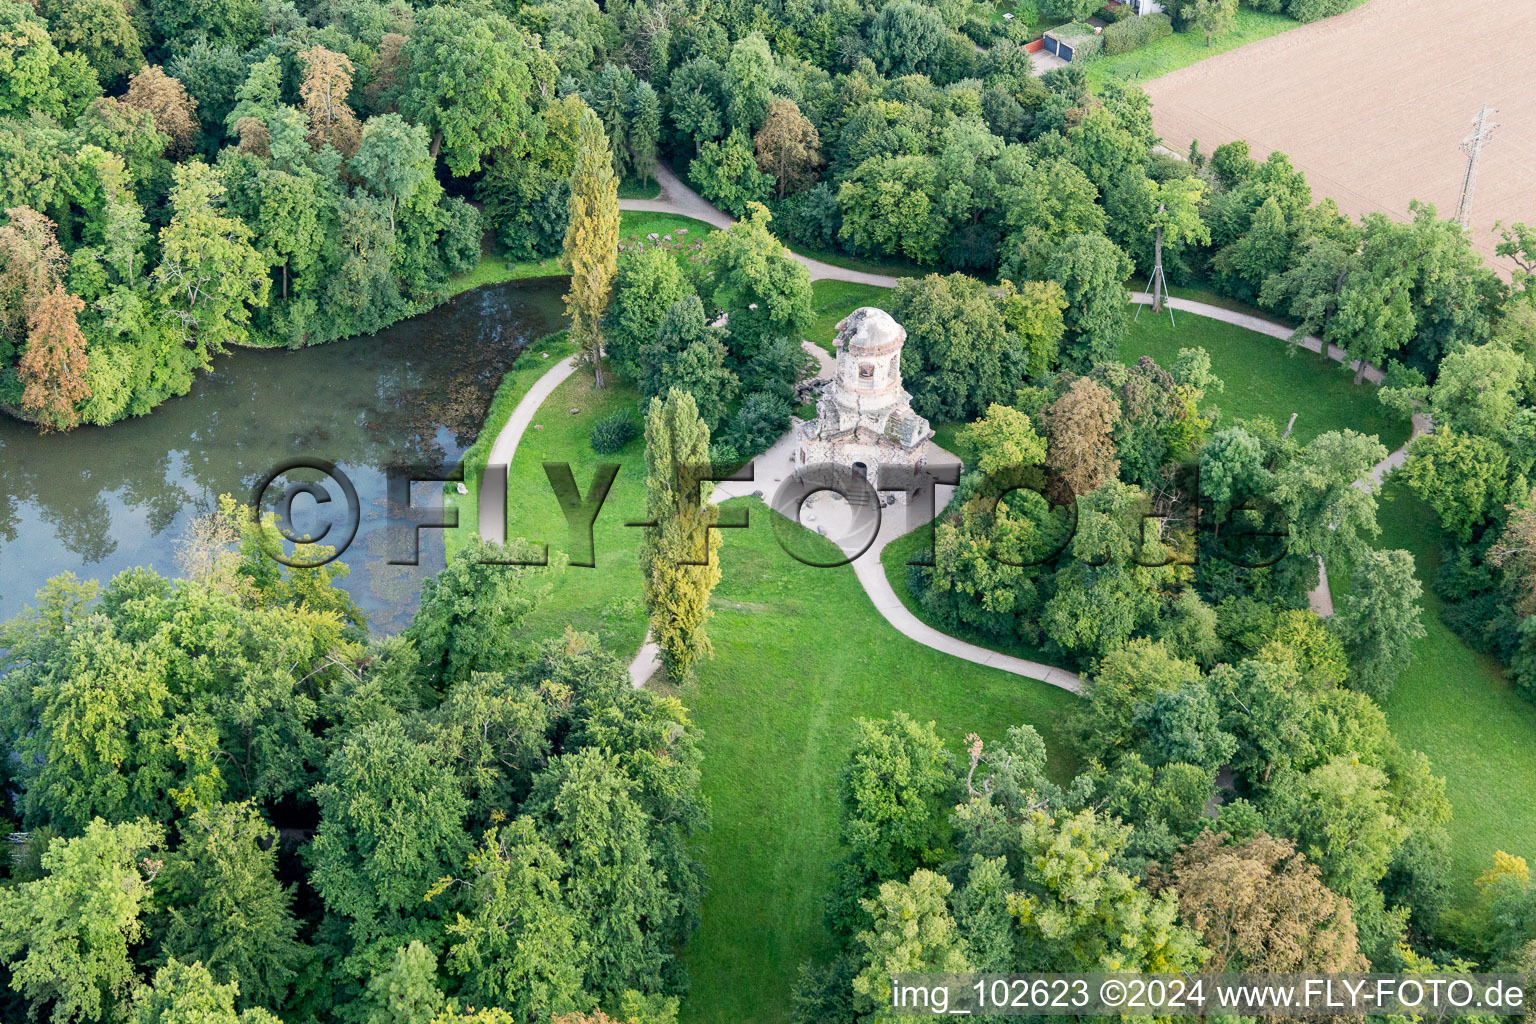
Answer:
[[1144, 0, 1535, 274]]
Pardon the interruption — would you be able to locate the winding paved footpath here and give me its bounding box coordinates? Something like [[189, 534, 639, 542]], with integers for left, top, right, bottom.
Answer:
[[477, 354, 580, 546], [484, 177, 1422, 689], [619, 164, 906, 287]]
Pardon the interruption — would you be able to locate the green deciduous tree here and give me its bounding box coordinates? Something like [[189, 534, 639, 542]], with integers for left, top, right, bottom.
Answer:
[[959, 404, 1047, 477], [1332, 548, 1425, 699], [130, 958, 283, 1024], [851, 869, 971, 1022], [1045, 233, 1133, 370], [1401, 426, 1508, 542], [399, 7, 551, 175], [351, 115, 433, 234], [562, 105, 621, 388], [838, 154, 941, 264], [526, 747, 676, 1001], [38, 0, 144, 90], [1191, 0, 1238, 45], [607, 245, 693, 379], [0, 818, 163, 1024], [839, 712, 957, 884], [360, 942, 445, 1024], [444, 819, 586, 1020], [0, 0, 98, 122], [1201, 425, 1270, 528], [1008, 807, 1202, 971], [724, 33, 776, 135], [309, 719, 470, 980], [406, 539, 562, 688], [697, 202, 813, 367], [1263, 757, 1403, 908], [867, 0, 946, 78], [638, 296, 739, 430], [1145, 175, 1210, 312], [995, 279, 1067, 382], [1271, 429, 1386, 566], [152, 802, 306, 1011], [153, 161, 269, 363], [691, 130, 772, 217], [890, 273, 1032, 421]]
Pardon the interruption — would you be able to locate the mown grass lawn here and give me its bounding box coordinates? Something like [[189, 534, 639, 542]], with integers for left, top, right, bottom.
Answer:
[[1116, 305, 1412, 449], [446, 363, 654, 655], [616, 211, 717, 253], [1326, 479, 1536, 913], [443, 332, 577, 561], [1086, 5, 1369, 87], [674, 509, 1080, 1024], [808, 280, 896, 352], [449, 211, 717, 297]]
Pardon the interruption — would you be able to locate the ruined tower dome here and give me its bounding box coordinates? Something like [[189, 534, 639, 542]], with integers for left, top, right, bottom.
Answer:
[[839, 306, 906, 358]]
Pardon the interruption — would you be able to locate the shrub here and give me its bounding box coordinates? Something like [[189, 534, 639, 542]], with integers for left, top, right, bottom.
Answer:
[[1102, 12, 1172, 53], [725, 392, 792, 455], [590, 409, 638, 453], [1286, 0, 1352, 21], [708, 439, 743, 475]]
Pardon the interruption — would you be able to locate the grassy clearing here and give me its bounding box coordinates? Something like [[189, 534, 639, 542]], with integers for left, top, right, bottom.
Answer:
[[1326, 479, 1536, 910], [808, 280, 896, 352], [617, 211, 717, 248], [1116, 305, 1412, 449], [1086, 5, 1368, 86], [793, 242, 926, 280], [449, 211, 716, 297], [619, 175, 663, 200], [675, 508, 1081, 1024], [446, 364, 653, 654], [448, 251, 564, 295]]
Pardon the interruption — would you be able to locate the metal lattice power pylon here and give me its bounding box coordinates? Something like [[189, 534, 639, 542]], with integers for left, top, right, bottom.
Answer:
[[1455, 103, 1499, 230]]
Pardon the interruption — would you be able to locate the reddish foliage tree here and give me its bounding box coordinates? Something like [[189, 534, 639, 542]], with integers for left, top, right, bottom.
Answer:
[[19, 286, 91, 431]]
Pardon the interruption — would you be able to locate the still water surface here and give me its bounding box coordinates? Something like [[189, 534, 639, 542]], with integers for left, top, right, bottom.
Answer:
[[0, 279, 565, 634]]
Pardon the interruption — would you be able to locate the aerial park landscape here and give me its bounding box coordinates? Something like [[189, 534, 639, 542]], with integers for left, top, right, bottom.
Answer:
[[0, 0, 1534, 1021]]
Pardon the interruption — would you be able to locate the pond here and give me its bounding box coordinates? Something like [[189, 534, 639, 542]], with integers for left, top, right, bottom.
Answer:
[[0, 278, 567, 635]]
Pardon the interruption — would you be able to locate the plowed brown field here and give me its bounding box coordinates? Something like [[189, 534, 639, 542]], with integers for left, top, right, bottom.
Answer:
[[1144, 0, 1535, 274]]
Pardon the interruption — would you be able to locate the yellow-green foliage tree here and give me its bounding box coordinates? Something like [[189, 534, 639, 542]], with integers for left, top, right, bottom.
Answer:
[[561, 105, 619, 388], [642, 388, 721, 681]]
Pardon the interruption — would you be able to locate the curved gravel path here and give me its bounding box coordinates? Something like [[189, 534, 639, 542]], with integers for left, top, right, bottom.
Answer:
[[619, 164, 906, 287]]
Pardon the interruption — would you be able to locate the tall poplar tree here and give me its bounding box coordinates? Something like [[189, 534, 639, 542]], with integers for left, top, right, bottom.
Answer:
[[642, 389, 721, 681], [561, 106, 619, 388]]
